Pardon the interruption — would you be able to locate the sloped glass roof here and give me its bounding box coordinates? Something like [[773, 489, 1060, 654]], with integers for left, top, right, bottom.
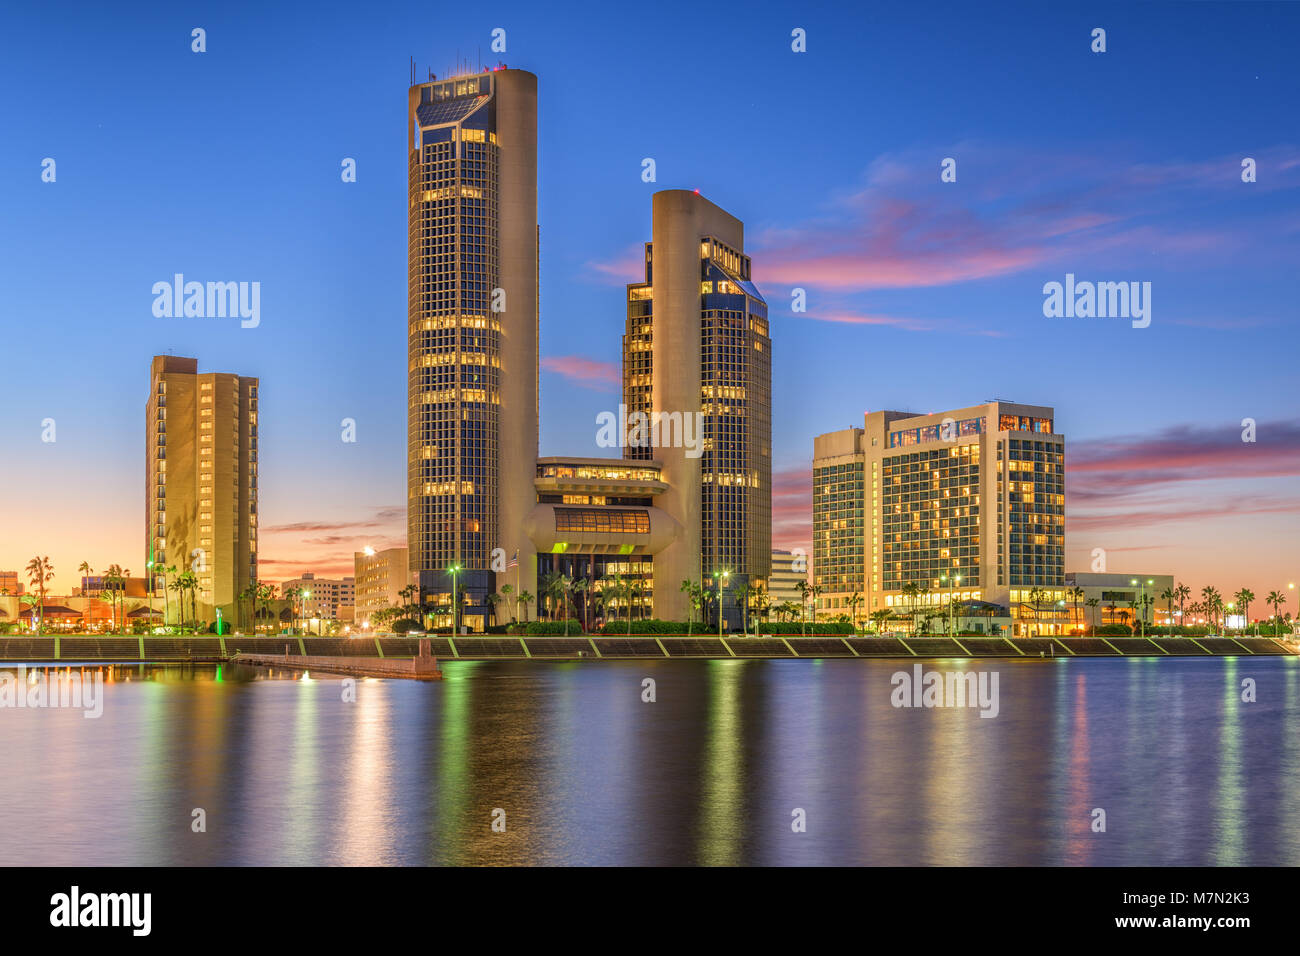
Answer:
[[416, 95, 488, 128]]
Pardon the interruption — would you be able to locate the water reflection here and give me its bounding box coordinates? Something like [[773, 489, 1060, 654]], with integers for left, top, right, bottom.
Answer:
[[1, 658, 1297, 866]]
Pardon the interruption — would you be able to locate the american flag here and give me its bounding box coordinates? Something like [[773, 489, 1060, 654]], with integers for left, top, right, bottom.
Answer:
[[507, 550, 518, 570]]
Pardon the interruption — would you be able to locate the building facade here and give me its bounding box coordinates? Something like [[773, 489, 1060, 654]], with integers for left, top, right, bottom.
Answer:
[[146, 355, 258, 626], [520, 457, 682, 628], [814, 401, 1065, 635], [279, 572, 356, 620], [620, 190, 771, 628], [767, 549, 808, 609], [353, 547, 411, 629], [1066, 571, 1175, 631], [811, 428, 865, 617], [406, 67, 539, 623], [0, 572, 22, 596]]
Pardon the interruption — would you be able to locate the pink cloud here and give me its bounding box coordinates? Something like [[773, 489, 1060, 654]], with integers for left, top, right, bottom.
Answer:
[[541, 355, 620, 389]]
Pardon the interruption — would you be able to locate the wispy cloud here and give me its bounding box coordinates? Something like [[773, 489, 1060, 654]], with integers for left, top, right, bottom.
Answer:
[[541, 355, 620, 389], [583, 245, 643, 285], [772, 466, 811, 552], [754, 144, 1300, 293]]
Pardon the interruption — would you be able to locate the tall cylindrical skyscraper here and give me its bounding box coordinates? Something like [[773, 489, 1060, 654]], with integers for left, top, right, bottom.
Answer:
[[622, 191, 771, 626], [407, 68, 538, 626]]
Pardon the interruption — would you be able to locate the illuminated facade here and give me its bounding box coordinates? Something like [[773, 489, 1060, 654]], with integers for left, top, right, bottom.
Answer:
[[521, 457, 681, 626], [279, 572, 355, 620], [811, 428, 866, 615], [353, 547, 411, 629], [406, 68, 538, 625], [146, 355, 258, 625], [814, 401, 1065, 634], [621, 191, 772, 627]]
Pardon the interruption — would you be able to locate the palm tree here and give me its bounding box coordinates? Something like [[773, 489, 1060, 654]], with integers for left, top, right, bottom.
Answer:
[[754, 585, 771, 629], [735, 583, 752, 637], [176, 569, 193, 630], [1067, 586, 1084, 634], [870, 608, 891, 633], [25, 556, 54, 635], [845, 592, 863, 636], [1201, 585, 1221, 633], [1174, 583, 1191, 629], [572, 578, 588, 634], [236, 583, 256, 630], [484, 592, 501, 627], [681, 579, 697, 635], [256, 582, 275, 633], [499, 584, 514, 624], [540, 571, 564, 621], [283, 586, 303, 633], [555, 574, 576, 634], [517, 590, 533, 624], [1085, 597, 1100, 635], [1233, 588, 1254, 631], [1266, 590, 1287, 637], [20, 593, 40, 632], [1164, 582, 1185, 634], [77, 561, 93, 631], [160, 564, 177, 628], [795, 580, 811, 636], [689, 582, 705, 633]]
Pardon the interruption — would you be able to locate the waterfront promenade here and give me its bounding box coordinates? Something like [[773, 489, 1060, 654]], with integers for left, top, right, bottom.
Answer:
[[0, 633, 1294, 664]]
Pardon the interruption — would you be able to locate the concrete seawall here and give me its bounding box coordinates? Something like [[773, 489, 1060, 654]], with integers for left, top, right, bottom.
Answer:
[[230, 652, 443, 681], [1, 633, 1295, 664]]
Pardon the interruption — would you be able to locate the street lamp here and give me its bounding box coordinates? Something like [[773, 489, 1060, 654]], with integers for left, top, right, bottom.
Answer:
[[714, 570, 730, 638], [448, 564, 462, 635], [302, 589, 312, 634], [1130, 578, 1154, 638], [146, 559, 155, 633]]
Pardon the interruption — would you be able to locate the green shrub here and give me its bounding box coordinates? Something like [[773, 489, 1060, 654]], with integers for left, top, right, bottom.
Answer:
[[757, 621, 853, 635], [508, 620, 583, 635], [599, 619, 696, 635], [392, 618, 423, 634]]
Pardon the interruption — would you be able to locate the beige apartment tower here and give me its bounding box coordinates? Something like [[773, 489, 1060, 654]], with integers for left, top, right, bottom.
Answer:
[[146, 356, 258, 626], [407, 67, 538, 624], [353, 547, 411, 629], [814, 401, 1065, 634], [622, 190, 771, 627]]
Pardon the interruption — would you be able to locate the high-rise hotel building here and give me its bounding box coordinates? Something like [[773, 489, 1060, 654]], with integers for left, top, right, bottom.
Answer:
[[407, 68, 539, 621], [621, 190, 771, 626], [146, 356, 258, 625], [813, 402, 1065, 633]]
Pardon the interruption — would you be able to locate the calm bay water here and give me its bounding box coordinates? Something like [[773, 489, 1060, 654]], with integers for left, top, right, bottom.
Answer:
[[2, 656, 1297, 866]]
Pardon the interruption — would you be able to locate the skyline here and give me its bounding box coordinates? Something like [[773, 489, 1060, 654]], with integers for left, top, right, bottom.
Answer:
[[2, 1, 1298, 605]]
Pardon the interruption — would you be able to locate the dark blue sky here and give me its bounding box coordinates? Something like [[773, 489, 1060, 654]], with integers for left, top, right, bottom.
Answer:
[[2, 0, 1297, 599]]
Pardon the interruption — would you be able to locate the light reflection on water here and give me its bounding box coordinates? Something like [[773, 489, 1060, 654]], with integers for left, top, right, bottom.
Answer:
[[1, 657, 1297, 866]]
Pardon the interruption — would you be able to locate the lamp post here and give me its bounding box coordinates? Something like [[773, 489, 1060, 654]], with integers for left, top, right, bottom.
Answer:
[[714, 570, 730, 638], [449, 564, 462, 635], [302, 589, 312, 635], [1130, 578, 1154, 638], [146, 559, 155, 633], [940, 573, 962, 636]]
